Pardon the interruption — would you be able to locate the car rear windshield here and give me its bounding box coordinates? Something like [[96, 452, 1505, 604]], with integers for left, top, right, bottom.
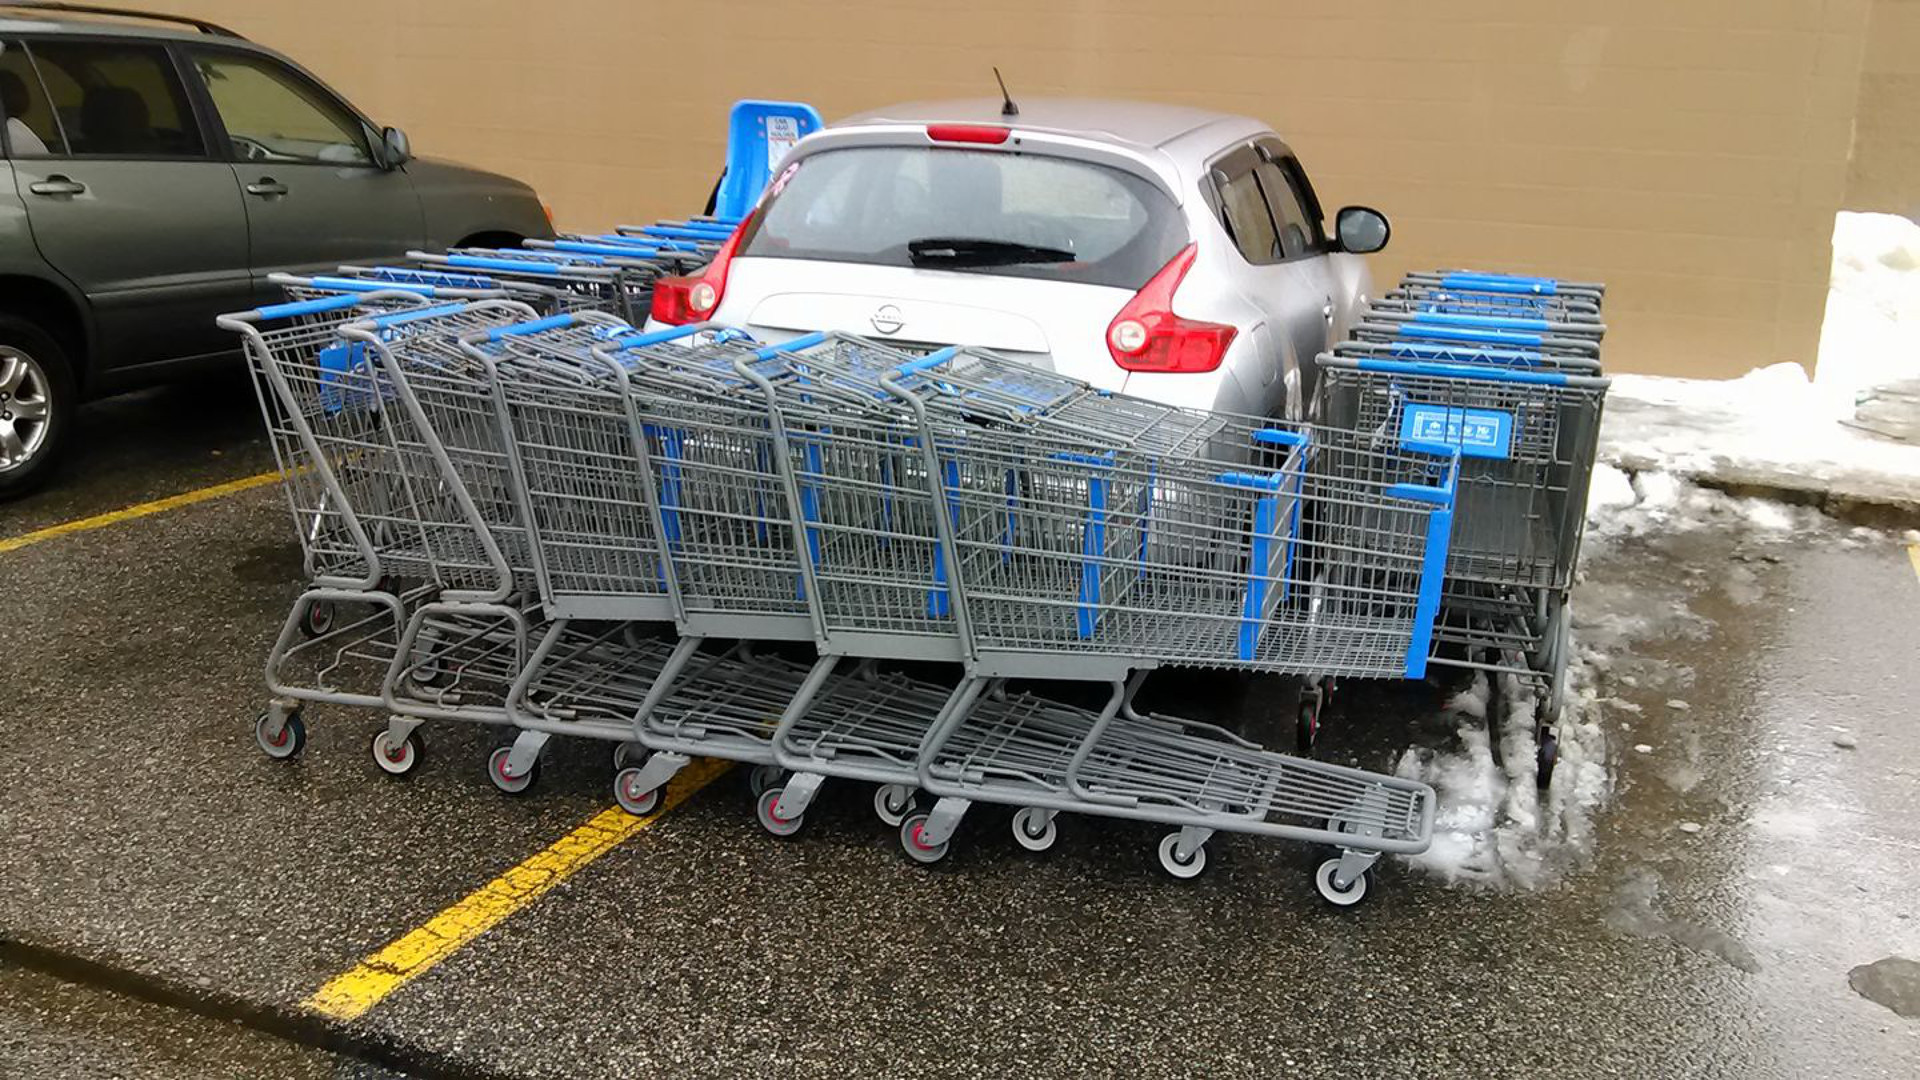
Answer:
[[740, 145, 1189, 290]]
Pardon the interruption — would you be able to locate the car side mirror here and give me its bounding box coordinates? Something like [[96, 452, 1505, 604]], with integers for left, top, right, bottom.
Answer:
[[379, 126, 412, 169], [1334, 206, 1390, 254]]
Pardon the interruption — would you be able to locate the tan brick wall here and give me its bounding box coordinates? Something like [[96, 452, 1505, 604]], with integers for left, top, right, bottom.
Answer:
[[1847, 0, 1920, 217], [137, 0, 1881, 378]]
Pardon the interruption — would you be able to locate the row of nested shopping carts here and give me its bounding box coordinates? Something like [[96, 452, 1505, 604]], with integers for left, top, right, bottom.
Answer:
[[219, 266, 1478, 908], [216, 252, 1608, 906], [1312, 270, 1611, 789]]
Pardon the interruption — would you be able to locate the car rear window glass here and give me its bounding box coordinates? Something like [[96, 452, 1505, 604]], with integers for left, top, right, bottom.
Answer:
[[27, 40, 205, 158], [0, 41, 66, 156], [741, 146, 1189, 290]]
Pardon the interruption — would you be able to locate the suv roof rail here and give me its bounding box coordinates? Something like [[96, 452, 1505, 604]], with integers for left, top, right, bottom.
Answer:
[[0, 1, 244, 38]]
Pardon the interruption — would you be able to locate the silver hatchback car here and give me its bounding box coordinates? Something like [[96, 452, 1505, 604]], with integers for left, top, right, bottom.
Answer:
[[651, 96, 1391, 419]]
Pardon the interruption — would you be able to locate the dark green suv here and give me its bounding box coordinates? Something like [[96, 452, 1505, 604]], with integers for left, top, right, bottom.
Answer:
[[0, 3, 553, 495]]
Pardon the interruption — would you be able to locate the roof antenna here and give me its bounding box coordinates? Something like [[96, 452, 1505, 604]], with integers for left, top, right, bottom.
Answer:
[[994, 67, 1019, 118]]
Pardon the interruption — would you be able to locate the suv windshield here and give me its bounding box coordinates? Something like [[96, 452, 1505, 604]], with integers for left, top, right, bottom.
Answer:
[[741, 145, 1188, 290]]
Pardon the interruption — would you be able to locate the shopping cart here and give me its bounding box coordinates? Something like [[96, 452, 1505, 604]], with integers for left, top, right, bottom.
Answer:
[[729, 337, 1452, 900], [1315, 350, 1610, 785], [1401, 270, 1606, 303], [274, 267, 572, 315], [406, 250, 649, 322], [216, 292, 538, 761], [1351, 316, 1603, 361], [1380, 285, 1603, 323]]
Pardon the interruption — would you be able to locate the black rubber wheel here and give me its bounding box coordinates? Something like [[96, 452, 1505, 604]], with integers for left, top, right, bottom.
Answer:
[[1295, 701, 1320, 757], [0, 316, 75, 499], [1536, 730, 1559, 790], [300, 599, 337, 639]]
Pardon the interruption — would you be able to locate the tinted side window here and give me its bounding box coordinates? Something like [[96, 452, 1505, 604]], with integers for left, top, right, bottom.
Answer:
[[28, 40, 204, 157], [1255, 160, 1315, 259], [1, 41, 65, 155], [1218, 168, 1280, 265], [191, 51, 370, 165]]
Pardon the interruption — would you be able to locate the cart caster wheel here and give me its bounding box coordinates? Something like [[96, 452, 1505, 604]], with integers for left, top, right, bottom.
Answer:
[[611, 742, 646, 773], [1536, 732, 1559, 790], [487, 746, 538, 796], [1156, 832, 1208, 880], [370, 728, 422, 777], [1314, 858, 1374, 907], [1296, 700, 1321, 757], [1011, 807, 1057, 853], [756, 786, 804, 838], [747, 763, 785, 800], [254, 710, 306, 760], [613, 766, 663, 816], [873, 783, 915, 827], [299, 601, 335, 639], [900, 813, 950, 865], [406, 656, 449, 690]]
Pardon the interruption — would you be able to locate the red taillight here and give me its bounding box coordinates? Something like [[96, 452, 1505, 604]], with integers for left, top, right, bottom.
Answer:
[[926, 123, 1010, 145], [1106, 244, 1237, 373], [649, 211, 754, 325]]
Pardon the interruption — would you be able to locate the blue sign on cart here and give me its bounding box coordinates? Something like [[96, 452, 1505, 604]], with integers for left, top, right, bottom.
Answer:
[[1399, 403, 1514, 459]]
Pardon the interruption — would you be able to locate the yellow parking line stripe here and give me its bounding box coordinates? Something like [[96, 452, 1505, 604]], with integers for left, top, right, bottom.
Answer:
[[0, 470, 282, 554], [1909, 543, 1920, 586], [303, 758, 731, 1023]]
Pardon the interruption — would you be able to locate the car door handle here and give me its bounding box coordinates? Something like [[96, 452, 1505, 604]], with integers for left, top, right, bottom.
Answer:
[[245, 179, 288, 197], [1322, 296, 1335, 322], [28, 176, 86, 197]]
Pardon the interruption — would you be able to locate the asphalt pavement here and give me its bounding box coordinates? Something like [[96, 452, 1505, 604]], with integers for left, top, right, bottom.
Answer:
[[1, 386, 1917, 1078]]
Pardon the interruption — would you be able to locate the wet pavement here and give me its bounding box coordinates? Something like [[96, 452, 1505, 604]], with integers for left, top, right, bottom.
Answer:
[[2, 388, 1918, 1077], [0, 961, 390, 1079]]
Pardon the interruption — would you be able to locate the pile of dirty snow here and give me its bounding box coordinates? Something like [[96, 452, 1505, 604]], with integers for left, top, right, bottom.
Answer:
[[1815, 211, 1920, 404], [1392, 467, 1903, 891]]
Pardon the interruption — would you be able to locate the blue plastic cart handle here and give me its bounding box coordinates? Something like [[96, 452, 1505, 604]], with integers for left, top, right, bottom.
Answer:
[[488, 313, 577, 341], [368, 301, 469, 329], [1397, 323, 1544, 347], [1440, 274, 1558, 296], [442, 255, 567, 276], [596, 234, 701, 252], [638, 225, 729, 242], [254, 293, 364, 319], [1354, 356, 1569, 386], [891, 347, 961, 378], [1409, 311, 1551, 332], [610, 324, 708, 349], [752, 331, 828, 361], [1251, 428, 1308, 448], [307, 276, 439, 297], [1216, 471, 1286, 491]]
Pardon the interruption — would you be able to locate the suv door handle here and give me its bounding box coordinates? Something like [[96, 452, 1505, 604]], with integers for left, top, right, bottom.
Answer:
[[1322, 296, 1335, 322], [245, 178, 288, 197], [28, 176, 86, 197]]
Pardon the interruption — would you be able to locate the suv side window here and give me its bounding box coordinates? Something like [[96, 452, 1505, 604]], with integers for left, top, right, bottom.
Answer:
[[1254, 159, 1316, 259], [26, 39, 205, 157], [190, 50, 371, 165], [1217, 167, 1280, 265], [0, 41, 66, 156]]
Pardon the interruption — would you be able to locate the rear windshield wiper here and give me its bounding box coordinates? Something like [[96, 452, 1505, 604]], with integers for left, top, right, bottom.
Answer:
[[907, 237, 1076, 268]]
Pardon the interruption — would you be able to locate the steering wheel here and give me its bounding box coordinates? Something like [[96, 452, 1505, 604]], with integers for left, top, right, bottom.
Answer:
[[230, 135, 274, 162]]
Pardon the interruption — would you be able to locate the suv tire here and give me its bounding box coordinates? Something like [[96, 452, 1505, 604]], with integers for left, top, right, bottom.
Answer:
[[0, 315, 75, 499]]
